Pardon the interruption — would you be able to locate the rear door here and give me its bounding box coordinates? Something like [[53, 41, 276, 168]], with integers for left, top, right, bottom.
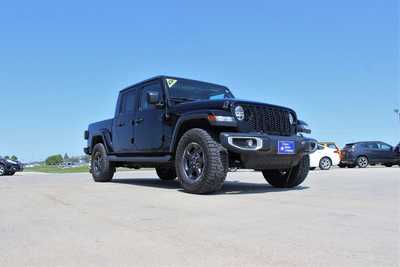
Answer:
[[113, 89, 138, 153], [134, 80, 166, 152], [364, 142, 381, 163]]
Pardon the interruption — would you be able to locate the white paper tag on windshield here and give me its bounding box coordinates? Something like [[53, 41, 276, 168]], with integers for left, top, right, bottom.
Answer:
[[166, 78, 177, 88]]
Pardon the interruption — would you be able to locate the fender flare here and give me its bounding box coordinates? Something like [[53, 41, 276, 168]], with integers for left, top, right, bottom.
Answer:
[[91, 129, 114, 154], [169, 113, 211, 153]]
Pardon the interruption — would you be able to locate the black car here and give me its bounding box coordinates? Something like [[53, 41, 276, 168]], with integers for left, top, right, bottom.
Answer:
[[340, 141, 400, 168], [84, 76, 317, 194], [0, 158, 24, 176]]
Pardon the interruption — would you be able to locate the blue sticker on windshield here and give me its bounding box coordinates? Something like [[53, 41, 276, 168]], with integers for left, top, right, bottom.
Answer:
[[277, 141, 295, 154]]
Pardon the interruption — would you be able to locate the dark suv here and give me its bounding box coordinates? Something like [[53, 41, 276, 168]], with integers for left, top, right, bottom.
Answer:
[[0, 158, 24, 176], [84, 76, 317, 194], [340, 141, 400, 168]]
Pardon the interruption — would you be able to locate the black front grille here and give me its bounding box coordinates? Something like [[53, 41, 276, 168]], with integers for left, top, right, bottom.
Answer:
[[241, 105, 294, 136]]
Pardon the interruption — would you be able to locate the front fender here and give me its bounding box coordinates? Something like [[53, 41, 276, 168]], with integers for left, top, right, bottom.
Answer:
[[90, 129, 114, 154], [169, 110, 237, 153]]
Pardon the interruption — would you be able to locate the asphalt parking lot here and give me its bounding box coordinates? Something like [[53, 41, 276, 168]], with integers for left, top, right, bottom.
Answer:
[[0, 168, 399, 267]]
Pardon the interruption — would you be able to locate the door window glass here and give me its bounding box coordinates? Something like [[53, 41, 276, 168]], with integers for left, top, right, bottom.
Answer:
[[366, 143, 379, 149], [379, 143, 392, 151], [120, 90, 136, 113], [327, 144, 337, 149]]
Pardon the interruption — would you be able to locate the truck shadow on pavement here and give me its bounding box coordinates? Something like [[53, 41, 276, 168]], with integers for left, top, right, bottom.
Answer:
[[111, 178, 309, 195]]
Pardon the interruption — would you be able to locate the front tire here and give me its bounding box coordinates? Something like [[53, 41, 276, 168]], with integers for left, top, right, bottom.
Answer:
[[7, 171, 16, 176], [0, 164, 6, 176], [356, 156, 368, 168], [91, 143, 115, 182], [319, 157, 332, 170], [156, 166, 177, 180], [175, 128, 228, 194], [262, 155, 310, 188]]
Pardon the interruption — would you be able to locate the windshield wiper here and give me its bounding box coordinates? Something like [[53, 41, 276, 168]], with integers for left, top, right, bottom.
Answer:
[[169, 97, 198, 103]]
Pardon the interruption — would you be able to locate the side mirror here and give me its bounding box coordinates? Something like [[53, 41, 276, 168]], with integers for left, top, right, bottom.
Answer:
[[147, 91, 161, 105]]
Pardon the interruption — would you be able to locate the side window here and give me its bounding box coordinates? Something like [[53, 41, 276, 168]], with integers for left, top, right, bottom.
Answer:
[[360, 143, 369, 149], [327, 144, 337, 149], [368, 143, 379, 149], [379, 143, 392, 151], [140, 82, 162, 111], [120, 90, 136, 114]]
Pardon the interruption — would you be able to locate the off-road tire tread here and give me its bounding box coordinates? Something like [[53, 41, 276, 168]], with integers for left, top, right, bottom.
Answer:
[[91, 143, 115, 182], [175, 128, 228, 194], [0, 164, 6, 176]]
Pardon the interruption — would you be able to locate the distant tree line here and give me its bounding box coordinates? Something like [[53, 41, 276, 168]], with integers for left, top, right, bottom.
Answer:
[[0, 155, 18, 161], [45, 154, 89, 165]]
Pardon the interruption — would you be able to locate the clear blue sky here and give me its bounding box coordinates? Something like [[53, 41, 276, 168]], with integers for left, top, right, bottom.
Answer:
[[0, 0, 399, 162]]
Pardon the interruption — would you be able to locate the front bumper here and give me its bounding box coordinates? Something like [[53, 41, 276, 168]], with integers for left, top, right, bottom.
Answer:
[[220, 132, 317, 169], [8, 164, 23, 173]]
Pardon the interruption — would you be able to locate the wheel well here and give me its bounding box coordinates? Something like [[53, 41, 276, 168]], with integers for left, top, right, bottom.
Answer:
[[320, 156, 332, 163], [91, 136, 105, 151], [357, 155, 368, 160], [173, 119, 212, 153]]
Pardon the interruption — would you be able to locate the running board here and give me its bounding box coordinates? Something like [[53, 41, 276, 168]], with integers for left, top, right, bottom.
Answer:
[[107, 155, 172, 163]]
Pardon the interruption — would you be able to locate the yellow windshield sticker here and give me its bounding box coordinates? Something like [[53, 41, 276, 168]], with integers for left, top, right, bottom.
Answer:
[[166, 78, 177, 88]]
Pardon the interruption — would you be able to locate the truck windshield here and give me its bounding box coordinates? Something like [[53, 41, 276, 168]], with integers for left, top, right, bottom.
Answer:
[[165, 78, 234, 101]]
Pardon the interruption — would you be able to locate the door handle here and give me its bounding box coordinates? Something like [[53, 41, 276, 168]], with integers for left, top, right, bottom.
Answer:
[[135, 118, 144, 124], [118, 122, 125, 127]]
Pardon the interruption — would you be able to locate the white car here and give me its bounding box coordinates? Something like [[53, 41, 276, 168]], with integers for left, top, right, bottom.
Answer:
[[309, 144, 341, 170]]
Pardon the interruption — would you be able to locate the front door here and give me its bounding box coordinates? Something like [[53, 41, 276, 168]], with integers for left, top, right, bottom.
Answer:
[[134, 81, 165, 152], [113, 89, 137, 153], [377, 142, 396, 163]]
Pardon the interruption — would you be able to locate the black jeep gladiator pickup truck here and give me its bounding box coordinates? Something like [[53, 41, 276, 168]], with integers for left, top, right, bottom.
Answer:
[[84, 76, 317, 194]]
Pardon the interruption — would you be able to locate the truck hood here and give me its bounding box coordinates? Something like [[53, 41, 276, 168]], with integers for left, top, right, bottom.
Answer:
[[170, 98, 296, 114]]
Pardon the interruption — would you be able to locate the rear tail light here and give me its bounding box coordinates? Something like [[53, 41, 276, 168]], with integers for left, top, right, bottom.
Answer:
[[334, 149, 340, 154]]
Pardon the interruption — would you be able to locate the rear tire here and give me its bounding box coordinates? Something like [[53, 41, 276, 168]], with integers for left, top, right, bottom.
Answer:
[[175, 128, 228, 194], [91, 143, 115, 182], [383, 163, 393, 167], [319, 157, 332, 170], [262, 155, 310, 188], [7, 171, 16, 176], [338, 163, 347, 168], [356, 156, 368, 168], [156, 166, 177, 180]]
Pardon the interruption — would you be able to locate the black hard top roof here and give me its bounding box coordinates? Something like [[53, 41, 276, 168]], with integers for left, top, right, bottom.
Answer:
[[119, 75, 228, 93]]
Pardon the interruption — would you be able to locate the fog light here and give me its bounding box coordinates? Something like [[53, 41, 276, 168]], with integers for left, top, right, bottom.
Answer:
[[247, 139, 254, 147]]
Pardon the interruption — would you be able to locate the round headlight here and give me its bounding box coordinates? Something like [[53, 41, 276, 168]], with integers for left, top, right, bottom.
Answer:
[[288, 113, 295, 124], [234, 106, 245, 121]]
